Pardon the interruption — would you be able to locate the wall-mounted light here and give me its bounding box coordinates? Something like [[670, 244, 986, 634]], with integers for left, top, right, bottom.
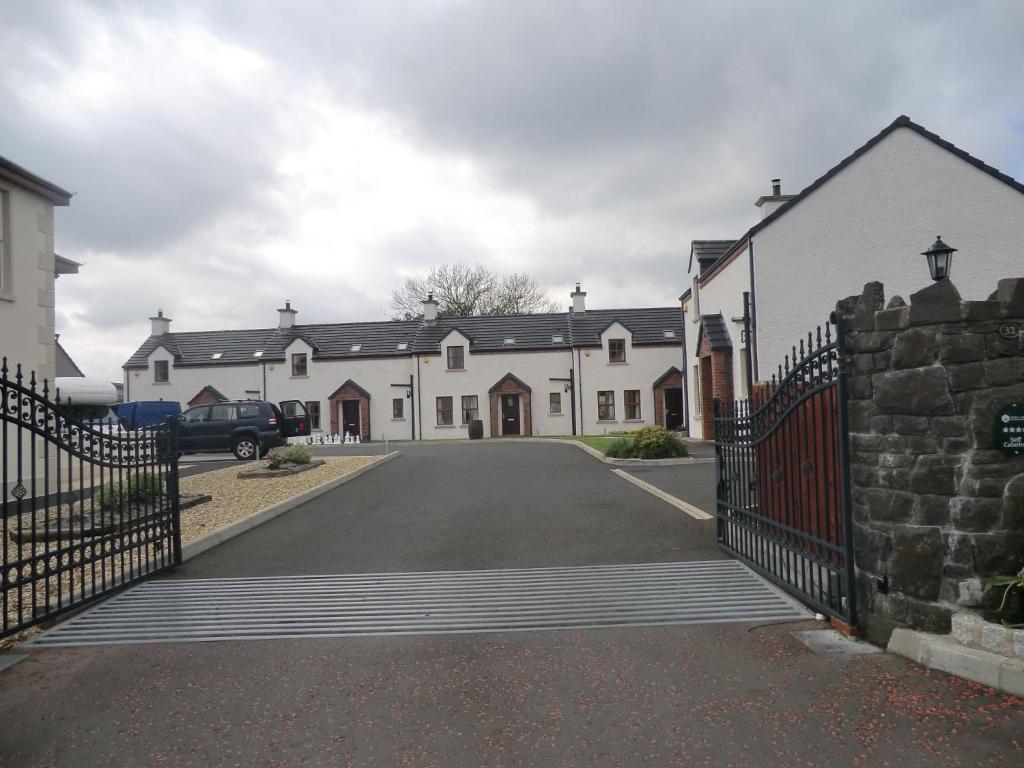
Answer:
[[921, 235, 958, 282]]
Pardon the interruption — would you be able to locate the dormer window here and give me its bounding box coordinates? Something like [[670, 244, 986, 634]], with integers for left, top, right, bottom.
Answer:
[[663, 330, 676, 339], [608, 338, 626, 363], [446, 345, 465, 370], [211, 352, 224, 360], [552, 335, 564, 344], [350, 344, 362, 352]]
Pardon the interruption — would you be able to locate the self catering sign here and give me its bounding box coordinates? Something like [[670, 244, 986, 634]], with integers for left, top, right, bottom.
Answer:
[[996, 403, 1024, 457]]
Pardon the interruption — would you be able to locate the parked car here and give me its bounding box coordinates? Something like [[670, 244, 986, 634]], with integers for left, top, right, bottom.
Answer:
[[177, 400, 309, 460], [116, 400, 182, 430]]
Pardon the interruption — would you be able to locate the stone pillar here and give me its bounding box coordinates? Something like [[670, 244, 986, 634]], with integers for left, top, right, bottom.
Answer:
[[839, 278, 1024, 645]]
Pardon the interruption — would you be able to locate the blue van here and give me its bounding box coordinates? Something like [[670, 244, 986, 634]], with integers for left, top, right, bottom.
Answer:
[[116, 400, 182, 430]]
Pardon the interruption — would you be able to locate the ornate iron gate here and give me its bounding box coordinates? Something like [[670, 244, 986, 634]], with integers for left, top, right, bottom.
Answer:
[[714, 314, 856, 627], [2, 359, 181, 638]]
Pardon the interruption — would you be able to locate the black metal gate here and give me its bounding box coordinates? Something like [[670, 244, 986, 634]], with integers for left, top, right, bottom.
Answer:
[[2, 359, 181, 638], [714, 313, 856, 627]]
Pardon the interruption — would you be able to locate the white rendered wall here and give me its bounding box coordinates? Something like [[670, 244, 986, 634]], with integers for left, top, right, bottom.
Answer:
[[683, 249, 751, 440], [0, 183, 58, 381], [576, 321, 683, 436], [753, 126, 1024, 374]]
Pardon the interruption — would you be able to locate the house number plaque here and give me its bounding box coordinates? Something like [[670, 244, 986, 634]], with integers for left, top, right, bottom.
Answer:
[[995, 402, 1024, 458]]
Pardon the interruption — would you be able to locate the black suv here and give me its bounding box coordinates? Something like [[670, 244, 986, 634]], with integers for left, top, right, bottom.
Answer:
[[178, 400, 309, 460]]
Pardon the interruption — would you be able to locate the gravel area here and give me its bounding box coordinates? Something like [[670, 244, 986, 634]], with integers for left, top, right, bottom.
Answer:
[[178, 455, 376, 543]]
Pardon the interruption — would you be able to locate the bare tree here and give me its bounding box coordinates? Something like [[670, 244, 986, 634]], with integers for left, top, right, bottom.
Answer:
[[391, 264, 555, 319], [482, 272, 559, 315]]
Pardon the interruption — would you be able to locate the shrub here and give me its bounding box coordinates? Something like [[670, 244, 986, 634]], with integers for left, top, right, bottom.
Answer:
[[267, 444, 312, 468], [94, 472, 163, 512], [630, 426, 689, 460], [603, 437, 634, 458]]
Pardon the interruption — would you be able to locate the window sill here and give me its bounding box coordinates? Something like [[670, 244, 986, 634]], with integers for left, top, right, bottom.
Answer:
[[290, 375, 309, 379], [435, 424, 456, 429], [607, 362, 628, 366], [0, 292, 14, 304], [153, 381, 170, 385], [548, 412, 564, 417], [446, 368, 466, 372], [598, 419, 618, 424], [391, 418, 406, 422], [624, 418, 644, 423]]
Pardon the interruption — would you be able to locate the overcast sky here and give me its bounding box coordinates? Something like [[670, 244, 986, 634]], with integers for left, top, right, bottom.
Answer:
[[2, 1, 1023, 381]]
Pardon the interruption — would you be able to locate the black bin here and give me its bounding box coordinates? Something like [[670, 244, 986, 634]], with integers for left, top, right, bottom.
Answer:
[[468, 419, 484, 439]]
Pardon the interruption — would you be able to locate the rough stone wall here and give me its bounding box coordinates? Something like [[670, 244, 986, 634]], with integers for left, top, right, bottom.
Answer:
[[839, 277, 1024, 645]]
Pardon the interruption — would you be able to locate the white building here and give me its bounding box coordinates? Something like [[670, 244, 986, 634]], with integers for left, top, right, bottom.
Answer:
[[0, 154, 76, 496], [681, 115, 1024, 439], [123, 286, 685, 440]]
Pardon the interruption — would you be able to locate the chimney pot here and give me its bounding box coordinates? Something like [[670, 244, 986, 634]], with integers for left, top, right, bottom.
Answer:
[[570, 283, 587, 314], [277, 300, 298, 330], [149, 309, 172, 337], [771, 178, 781, 196], [422, 293, 438, 323]]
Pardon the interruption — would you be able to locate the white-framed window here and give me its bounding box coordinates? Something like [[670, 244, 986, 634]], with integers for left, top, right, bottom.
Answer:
[[393, 398, 404, 419], [461, 395, 479, 424], [154, 360, 169, 383], [436, 396, 453, 426], [608, 339, 626, 363], [305, 400, 321, 430], [624, 390, 641, 420], [549, 392, 562, 414], [597, 390, 615, 421], [291, 353, 308, 377], [447, 345, 465, 370]]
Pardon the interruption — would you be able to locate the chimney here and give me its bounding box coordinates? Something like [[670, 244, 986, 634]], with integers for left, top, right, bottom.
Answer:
[[422, 292, 438, 324], [278, 299, 297, 330], [570, 282, 586, 314], [149, 309, 171, 337], [755, 178, 797, 220]]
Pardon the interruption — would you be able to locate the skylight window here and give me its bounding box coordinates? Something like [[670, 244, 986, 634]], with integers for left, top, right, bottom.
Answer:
[[252, 351, 263, 358], [211, 352, 224, 360], [397, 342, 408, 350], [663, 330, 676, 338], [552, 335, 564, 344], [351, 344, 362, 352], [504, 337, 515, 345]]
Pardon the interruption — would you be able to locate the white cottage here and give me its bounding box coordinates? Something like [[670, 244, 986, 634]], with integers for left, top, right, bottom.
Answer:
[[681, 115, 1024, 439], [123, 286, 685, 440]]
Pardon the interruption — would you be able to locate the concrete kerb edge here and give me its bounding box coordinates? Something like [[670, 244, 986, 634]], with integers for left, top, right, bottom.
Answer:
[[888, 628, 1024, 697], [609, 468, 714, 520], [514, 438, 715, 466], [180, 451, 400, 562]]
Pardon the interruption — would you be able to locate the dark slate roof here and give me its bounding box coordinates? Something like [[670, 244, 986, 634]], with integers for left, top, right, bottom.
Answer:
[[0, 153, 72, 205], [699, 314, 732, 351], [688, 240, 738, 275], [701, 114, 1024, 281], [55, 339, 85, 377], [123, 308, 683, 368]]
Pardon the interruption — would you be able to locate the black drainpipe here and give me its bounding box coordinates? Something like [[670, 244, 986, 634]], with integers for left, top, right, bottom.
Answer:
[[415, 354, 423, 440], [747, 237, 760, 382]]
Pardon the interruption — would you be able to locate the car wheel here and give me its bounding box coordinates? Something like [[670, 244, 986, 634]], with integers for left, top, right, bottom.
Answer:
[[232, 435, 258, 460]]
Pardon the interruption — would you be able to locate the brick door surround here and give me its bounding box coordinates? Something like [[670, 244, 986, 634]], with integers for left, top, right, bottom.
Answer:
[[488, 373, 533, 437], [327, 379, 371, 440]]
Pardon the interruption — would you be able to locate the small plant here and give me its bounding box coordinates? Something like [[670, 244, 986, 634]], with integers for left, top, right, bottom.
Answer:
[[984, 566, 1024, 627], [94, 472, 163, 512], [266, 444, 312, 469], [603, 437, 633, 458], [630, 426, 689, 459]]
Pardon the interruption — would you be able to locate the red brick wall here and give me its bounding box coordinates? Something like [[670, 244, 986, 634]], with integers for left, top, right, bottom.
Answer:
[[188, 389, 220, 407], [697, 334, 733, 439], [487, 378, 532, 437]]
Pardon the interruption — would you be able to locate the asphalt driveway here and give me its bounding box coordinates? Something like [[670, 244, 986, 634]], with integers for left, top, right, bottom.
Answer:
[[1, 441, 1020, 767]]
